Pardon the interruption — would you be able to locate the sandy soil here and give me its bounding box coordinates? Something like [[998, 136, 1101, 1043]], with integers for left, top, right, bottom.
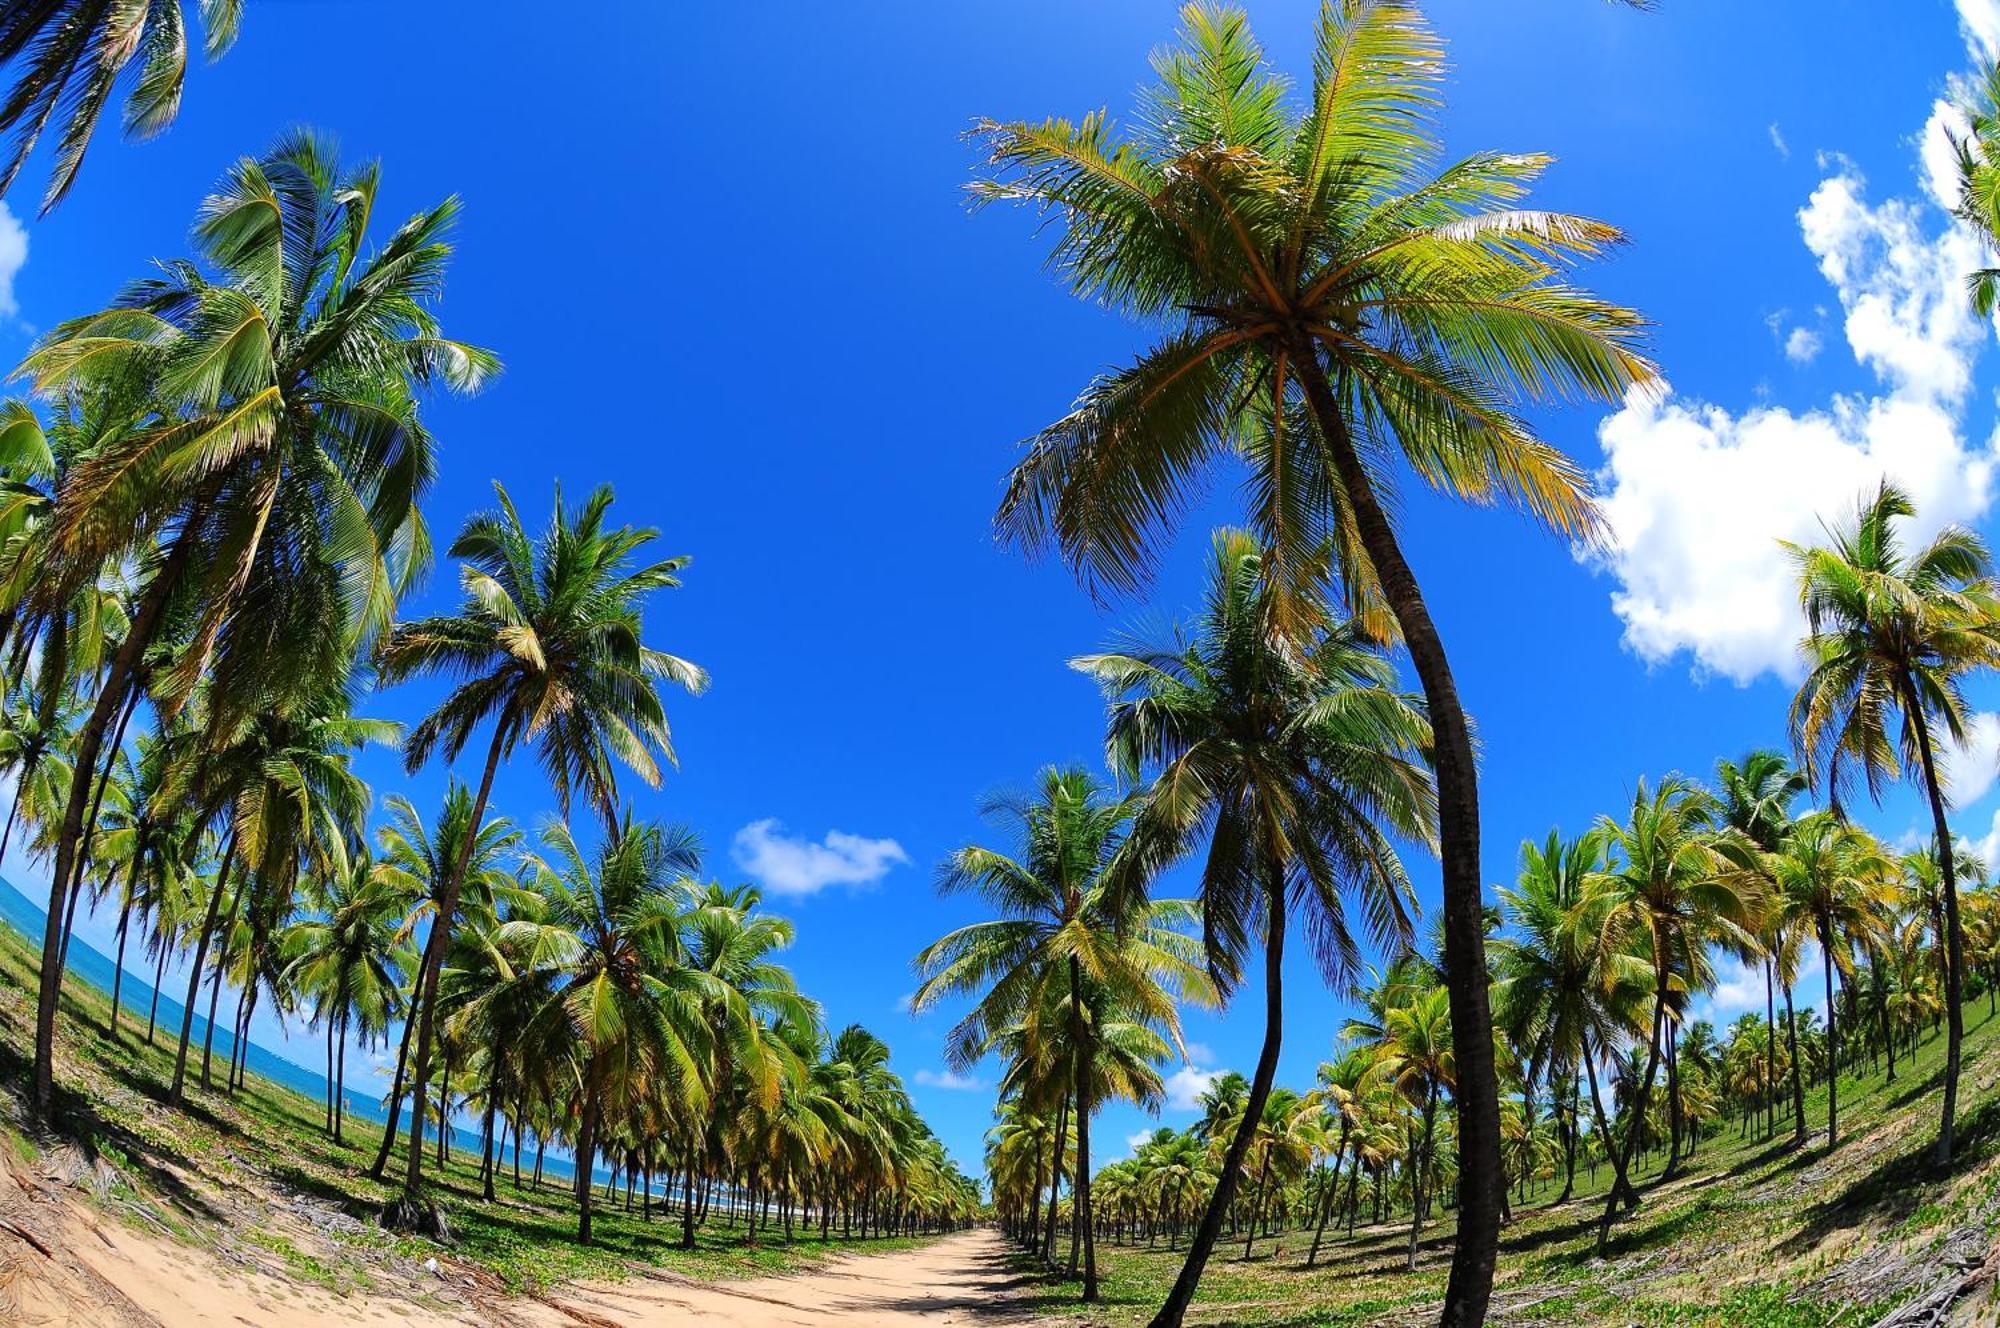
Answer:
[[3, 1158, 1028, 1328]]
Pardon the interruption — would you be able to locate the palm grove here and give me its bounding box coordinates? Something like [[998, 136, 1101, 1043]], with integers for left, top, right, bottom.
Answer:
[[913, 4, 2000, 1328], [8, 1, 2000, 1327], [0, 31, 975, 1258]]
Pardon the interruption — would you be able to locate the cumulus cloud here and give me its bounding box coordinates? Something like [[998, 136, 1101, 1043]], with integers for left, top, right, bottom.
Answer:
[[1783, 326, 1823, 364], [1946, 712, 2000, 807], [914, 1068, 984, 1091], [731, 819, 908, 898], [1165, 1064, 1223, 1112], [1587, 25, 2000, 684], [0, 205, 24, 319]]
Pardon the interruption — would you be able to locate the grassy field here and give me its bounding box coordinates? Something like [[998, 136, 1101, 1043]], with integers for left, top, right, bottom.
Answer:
[[0, 916, 930, 1311], [1019, 1001, 2000, 1328]]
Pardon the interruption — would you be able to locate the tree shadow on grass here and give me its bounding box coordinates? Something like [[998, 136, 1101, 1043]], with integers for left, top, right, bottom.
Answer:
[[1775, 1091, 2000, 1257]]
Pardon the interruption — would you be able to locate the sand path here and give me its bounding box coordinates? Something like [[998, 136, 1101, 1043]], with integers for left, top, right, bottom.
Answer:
[[532, 1229, 1032, 1327]]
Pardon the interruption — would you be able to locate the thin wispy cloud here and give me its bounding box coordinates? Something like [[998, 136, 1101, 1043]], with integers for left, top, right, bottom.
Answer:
[[914, 1068, 984, 1091], [731, 819, 908, 899], [0, 204, 26, 320]]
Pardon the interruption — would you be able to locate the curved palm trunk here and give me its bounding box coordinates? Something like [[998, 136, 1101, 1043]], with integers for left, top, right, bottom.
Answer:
[[59, 687, 142, 976], [1307, 1122, 1351, 1266], [399, 725, 507, 1206], [576, 1069, 600, 1245], [1291, 343, 1501, 1328], [34, 522, 196, 1116], [146, 942, 167, 1044], [1147, 875, 1285, 1328], [1580, 1040, 1632, 1212], [1409, 1081, 1439, 1271], [1765, 961, 1779, 1136], [1903, 689, 1965, 1164], [369, 990, 422, 1179], [169, 835, 239, 1107], [1042, 1088, 1069, 1265], [107, 858, 140, 1037], [1068, 954, 1099, 1301], [1663, 1022, 1683, 1179], [1596, 985, 1667, 1253]]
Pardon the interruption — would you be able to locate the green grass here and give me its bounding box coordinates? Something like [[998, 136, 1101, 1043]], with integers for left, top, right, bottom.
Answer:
[[1017, 999, 2000, 1327], [0, 918, 935, 1304]]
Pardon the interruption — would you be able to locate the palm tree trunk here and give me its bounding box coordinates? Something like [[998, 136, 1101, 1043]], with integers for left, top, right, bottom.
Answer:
[[108, 862, 139, 1038], [1308, 1122, 1350, 1267], [369, 989, 422, 1179], [1784, 978, 1807, 1144], [1147, 871, 1285, 1328], [169, 834, 239, 1107], [1596, 985, 1668, 1252], [1902, 685, 1966, 1164], [1821, 920, 1839, 1147], [1663, 1020, 1683, 1179], [146, 940, 167, 1043], [1290, 341, 1501, 1328], [1765, 961, 1779, 1136], [1043, 1087, 1069, 1265], [59, 686, 142, 975], [1068, 954, 1099, 1301], [1409, 1082, 1439, 1271], [1580, 1038, 1633, 1210], [400, 723, 508, 1206], [576, 1070, 600, 1245]]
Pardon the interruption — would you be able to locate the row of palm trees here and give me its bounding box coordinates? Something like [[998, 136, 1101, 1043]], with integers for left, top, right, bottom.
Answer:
[[0, 131, 975, 1243]]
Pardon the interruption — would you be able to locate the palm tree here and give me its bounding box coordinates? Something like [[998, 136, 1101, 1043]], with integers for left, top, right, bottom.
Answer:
[[1077, 529, 1435, 1324], [1786, 481, 2000, 1163], [282, 842, 407, 1145], [1365, 983, 1455, 1270], [1714, 751, 1807, 1139], [374, 482, 705, 1224], [1587, 776, 1762, 1248], [0, 0, 242, 211], [975, 9, 1653, 1317], [505, 815, 710, 1243], [1491, 827, 1633, 1204], [912, 766, 1211, 1300], [1773, 813, 1893, 1147], [19, 131, 492, 1117]]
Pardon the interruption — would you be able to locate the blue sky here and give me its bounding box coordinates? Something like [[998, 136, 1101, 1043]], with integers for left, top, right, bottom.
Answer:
[[12, 0, 2000, 1179]]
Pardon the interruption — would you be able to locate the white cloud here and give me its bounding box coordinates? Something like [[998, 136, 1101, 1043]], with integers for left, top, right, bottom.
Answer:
[[914, 1068, 984, 1091], [1183, 1041, 1215, 1066], [1784, 326, 1823, 364], [1690, 952, 1768, 1025], [1960, 0, 2000, 64], [1769, 123, 1791, 161], [1962, 804, 2000, 865], [1125, 1130, 1155, 1157], [1946, 712, 2000, 807], [1165, 1064, 1222, 1112], [1588, 84, 1999, 682], [0, 204, 24, 319], [731, 819, 908, 898]]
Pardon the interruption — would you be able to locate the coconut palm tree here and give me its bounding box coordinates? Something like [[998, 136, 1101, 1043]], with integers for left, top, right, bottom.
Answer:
[[1587, 776, 1762, 1248], [1077, 528, 1434, 1323], [19, 131, 492, 1117], [0, 0, 242, 211], [1364, 983, 1455, 1270], [975, 8, 1653, 1315], [912, 766, 1212, 1300], [1773, 813, 1894, 1147], [1714, 751, 1807, 1140], [1786, 481, 2000, 1163], [504, 815, 712, 1243], [281, 841, 408, 1145], [374, 482, 705, 1224]]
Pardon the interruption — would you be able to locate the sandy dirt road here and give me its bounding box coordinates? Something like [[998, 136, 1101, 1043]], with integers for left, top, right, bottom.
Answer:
[[532, 1229, 1033, 1326]]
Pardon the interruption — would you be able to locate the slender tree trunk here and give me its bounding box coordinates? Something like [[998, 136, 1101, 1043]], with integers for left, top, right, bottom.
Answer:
[[1409, 1084, 1438, 1271], [1068, 954, 1099, 1301], [169, 835, 239, 1106], [399, 725, 508, 1206], [108, 863, 138, 1037], [1597, 985, 1668, 1252], [198, 885, 243, 1091], [1308, 1122, 1350, 1267], [1043, 1088, 1069, 1265], [1664, 1021, 1683, 1179], [1822, 921, 1839, 1147], [369, 991, 422, 1180], [576, 1071, 599, 1245], [336, 1013, 349, 1144], [1904, 691, 1966, 1165], [1147, 871, 1285, 1328], [1784, 979, 1807, 1145], [1581, 1039, 1633, 1209], [1290, 342, 1500, 1328], [58, 686, 142, 975], [146, 942, 167, 1044]]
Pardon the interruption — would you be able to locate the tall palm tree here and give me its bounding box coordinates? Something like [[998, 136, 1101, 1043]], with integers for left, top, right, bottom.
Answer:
[[1786, 481, 2000, 1163], [1773, 813, 1893, 1147], [912, 766, 1211, 1300], [505, 815, 711, 1243], [281, 841, 408, 1145], [0, 0, 242, 211], [1365, 982, 1455, 1270], [1587, 776, 1762, 1248], [374, 482, 705, 1224], [1077, 529, 1435, 1325], [974, 10, 1653, 1317], [1714, 751, 1807, 1140], [19, 131, 492, 1116]]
